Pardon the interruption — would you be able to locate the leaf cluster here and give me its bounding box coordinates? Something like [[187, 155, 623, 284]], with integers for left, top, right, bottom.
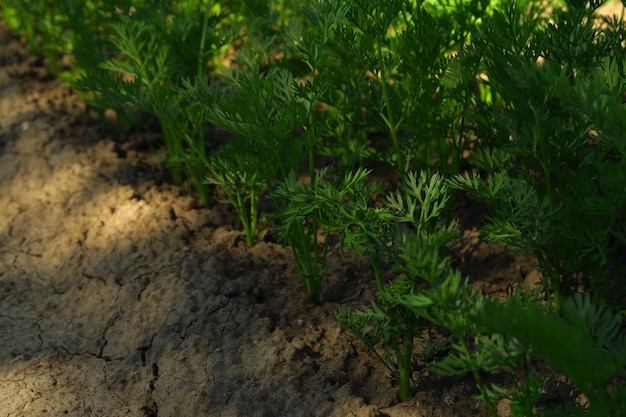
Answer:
[[336, 171, 457, 401], [453, 0, 626, 309], [476, 293, 626, 416], [284, 0, 490, 174]]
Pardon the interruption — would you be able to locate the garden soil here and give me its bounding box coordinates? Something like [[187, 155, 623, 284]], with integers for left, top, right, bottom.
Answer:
[[2, 3, 621, 413]]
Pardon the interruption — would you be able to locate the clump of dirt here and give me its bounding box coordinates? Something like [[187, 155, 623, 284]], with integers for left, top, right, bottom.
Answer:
[[0, 20, 579, 417]]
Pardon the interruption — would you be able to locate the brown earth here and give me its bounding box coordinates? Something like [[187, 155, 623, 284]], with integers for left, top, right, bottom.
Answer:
[[2, 3, 621, 413]]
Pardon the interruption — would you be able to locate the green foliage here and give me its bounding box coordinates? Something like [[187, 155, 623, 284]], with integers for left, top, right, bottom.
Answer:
[[205, 140, 265, 247], [336, 236, 452, 402], [142, 82, 212, 203], [452, 0, 626, 309], [73, 0, 229, 123], [285, 0, 488, 174], [271, 168, 455, 308], [271, 165, 371, 303], [0, 0, 106, 77], [425, 284, 549, 416], [187, 66, 311, 246], [386, 171, 457, 239], [476, 293, 626, 416], [336, 281, 425, 402], [336, 172, 457, 401], [199, 67, 311, 182], [4, 0, 626, 411]]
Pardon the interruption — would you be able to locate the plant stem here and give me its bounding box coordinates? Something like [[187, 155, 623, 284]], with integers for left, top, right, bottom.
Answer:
[[376, 41, 404, 175], [460, 339, 498, 416], [198, 7, 210, 76], [160, 118, 184, 186], [396, 335, 414, 401], [371, 257, 385, 294], [531, 108, 554, 207], [290, 221, 322, 304], [248, 188, 259, 247]]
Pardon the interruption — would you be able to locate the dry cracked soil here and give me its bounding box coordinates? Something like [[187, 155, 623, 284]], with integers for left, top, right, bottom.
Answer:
[[5, 5, 622, 414]]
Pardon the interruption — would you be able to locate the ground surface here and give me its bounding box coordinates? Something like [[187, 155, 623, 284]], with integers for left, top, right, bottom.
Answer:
[[1, 4, 621, 414]]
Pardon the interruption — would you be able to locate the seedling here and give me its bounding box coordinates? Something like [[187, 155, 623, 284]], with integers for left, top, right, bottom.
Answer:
[[451, 0, 626, 309], [336, 172, 457, 401], [271, 166, 371, 304]]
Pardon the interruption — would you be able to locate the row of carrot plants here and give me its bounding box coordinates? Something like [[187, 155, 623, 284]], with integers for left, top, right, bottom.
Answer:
[[3, 0, 626, 413]]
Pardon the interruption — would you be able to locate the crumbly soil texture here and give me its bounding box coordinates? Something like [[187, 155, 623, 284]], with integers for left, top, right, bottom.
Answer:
[[0, 16, 601, 417]]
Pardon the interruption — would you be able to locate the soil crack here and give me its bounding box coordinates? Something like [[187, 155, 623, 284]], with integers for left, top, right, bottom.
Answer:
[[138, 335, 159, 417]]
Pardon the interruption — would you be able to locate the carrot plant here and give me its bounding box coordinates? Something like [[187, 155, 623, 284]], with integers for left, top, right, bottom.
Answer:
[[472, 293, 626, 416], [141, 82, 214, 205], [0, 0, 105, 78], [399, 278, 626, 416], [284, 0, 489, 174], [336, 234, 459, 402], [184, 65, 311, 246], [270, 165, 374, 304], [5, 0, 626, 413], [204, 141, 265, 247], [451, 0, 626, 310], [73, 0, 232, 179], [426, 286, 549, 416], [335, 171, 457, 401], [384, 235, 539, 414]]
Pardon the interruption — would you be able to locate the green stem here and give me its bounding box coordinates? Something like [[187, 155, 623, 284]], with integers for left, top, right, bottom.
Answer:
[[290, 222, 322, 303], [460, 339, 498, 416], [279, 0, 287, 29], [311, 216, 320, 271], [192, 126, 211, 206], [371, 257, 385, 294], [197, 7, 210, 76], [376, 41, 403, 175], [308, 117, 316, 183], [248, 188, 259, 247], [449, 88, 471, 175], [160, 119, 184, 186], [396, 335, 414, 401], [532, 108, 555, 207], [538, 254, 562, 311], [235, 190, 250, 239], [46, 49, 58, 75]]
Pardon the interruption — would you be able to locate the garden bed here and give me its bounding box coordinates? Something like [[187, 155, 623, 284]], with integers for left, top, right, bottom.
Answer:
[[1, 1, 625, 416], [0, 22, 551, 417]]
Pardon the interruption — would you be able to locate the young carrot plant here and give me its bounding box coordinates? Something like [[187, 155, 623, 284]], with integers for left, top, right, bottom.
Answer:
[[452, 0, 626, 309], [140, 82, 214, 205], [186, 66, 310, 246], [336, 171, 457, 401], [386, 235, 549, 415], [74, 0, 230, 124], [203, 66, 310, 181], [335, 277, 428, 402], [0, 0, 104, 77], [337, 230, 469, 402], [205, 140, 265, 247], [473, 292, 626, 416], [270, 166, 372, 304], [285, 0, 488, 174], [69, 0, 241, 206], [424, 284, 549, 416]]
